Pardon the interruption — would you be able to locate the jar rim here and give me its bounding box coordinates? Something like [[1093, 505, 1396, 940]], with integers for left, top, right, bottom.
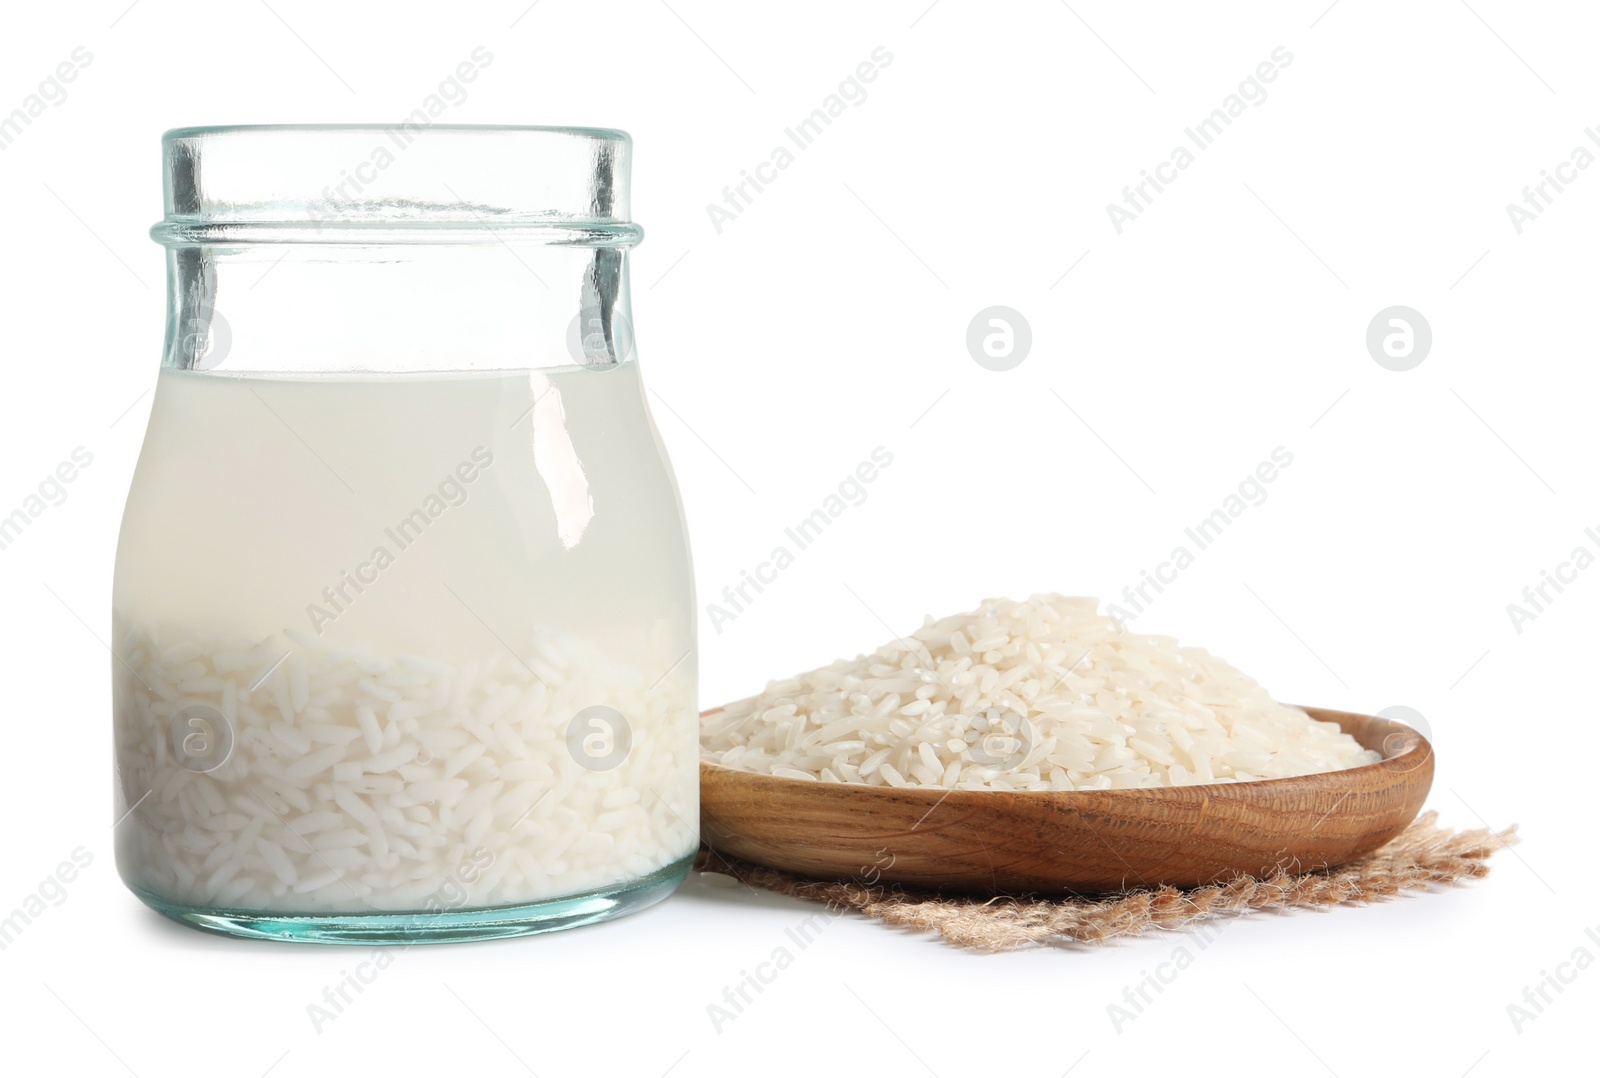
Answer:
[[162, 123, 632, 142], [155, 123, 640, 247]]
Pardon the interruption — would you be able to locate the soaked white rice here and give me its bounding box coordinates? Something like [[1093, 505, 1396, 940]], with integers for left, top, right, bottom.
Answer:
[[700, 594, 1378, 790], [113, 617, 698, 913]]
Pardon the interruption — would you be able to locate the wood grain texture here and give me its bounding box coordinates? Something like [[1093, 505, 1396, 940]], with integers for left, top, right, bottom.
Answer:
[[699, 706, 1433, 894]]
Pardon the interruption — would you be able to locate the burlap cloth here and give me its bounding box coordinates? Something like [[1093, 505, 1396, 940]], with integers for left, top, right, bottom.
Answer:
[[692, 811, 1516, 951]]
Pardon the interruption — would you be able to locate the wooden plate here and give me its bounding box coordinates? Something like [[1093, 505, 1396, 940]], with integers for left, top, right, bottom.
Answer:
[[699, 706, 1433, 893]]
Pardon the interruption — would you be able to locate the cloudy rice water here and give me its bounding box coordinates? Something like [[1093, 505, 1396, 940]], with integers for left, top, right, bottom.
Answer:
[[701, 594, 1378, 790], [113, 364, 698, 914]]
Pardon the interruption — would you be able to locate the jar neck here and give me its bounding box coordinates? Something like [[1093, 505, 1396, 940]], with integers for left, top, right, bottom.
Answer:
[[165, 242, 635, 375]]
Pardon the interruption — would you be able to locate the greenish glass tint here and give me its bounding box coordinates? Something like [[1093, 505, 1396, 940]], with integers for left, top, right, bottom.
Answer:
[[135, 856, 693, 945]]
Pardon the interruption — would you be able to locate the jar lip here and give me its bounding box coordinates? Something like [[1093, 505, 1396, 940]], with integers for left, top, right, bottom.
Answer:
[[157, 123, 638, 245], [149, 219, 645, 247], [162, 123, 632, 143]]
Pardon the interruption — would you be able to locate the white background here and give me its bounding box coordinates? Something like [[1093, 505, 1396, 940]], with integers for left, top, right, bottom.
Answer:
[[0, 1, 1592, 1075]]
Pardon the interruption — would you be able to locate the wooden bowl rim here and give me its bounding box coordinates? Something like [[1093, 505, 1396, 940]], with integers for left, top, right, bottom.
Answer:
[[699, 702, 1434, 804]]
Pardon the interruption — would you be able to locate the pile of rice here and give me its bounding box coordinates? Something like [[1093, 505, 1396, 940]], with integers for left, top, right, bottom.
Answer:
[[700, 594, 1378, 790], [114, 617, 698, 913]]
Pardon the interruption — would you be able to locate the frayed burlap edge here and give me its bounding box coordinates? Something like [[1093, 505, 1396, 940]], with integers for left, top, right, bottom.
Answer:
[[693, 811, 1518, 951]]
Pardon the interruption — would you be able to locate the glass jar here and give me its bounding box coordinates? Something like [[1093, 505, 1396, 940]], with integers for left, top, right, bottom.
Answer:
[[113, 125, 698, 943]]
